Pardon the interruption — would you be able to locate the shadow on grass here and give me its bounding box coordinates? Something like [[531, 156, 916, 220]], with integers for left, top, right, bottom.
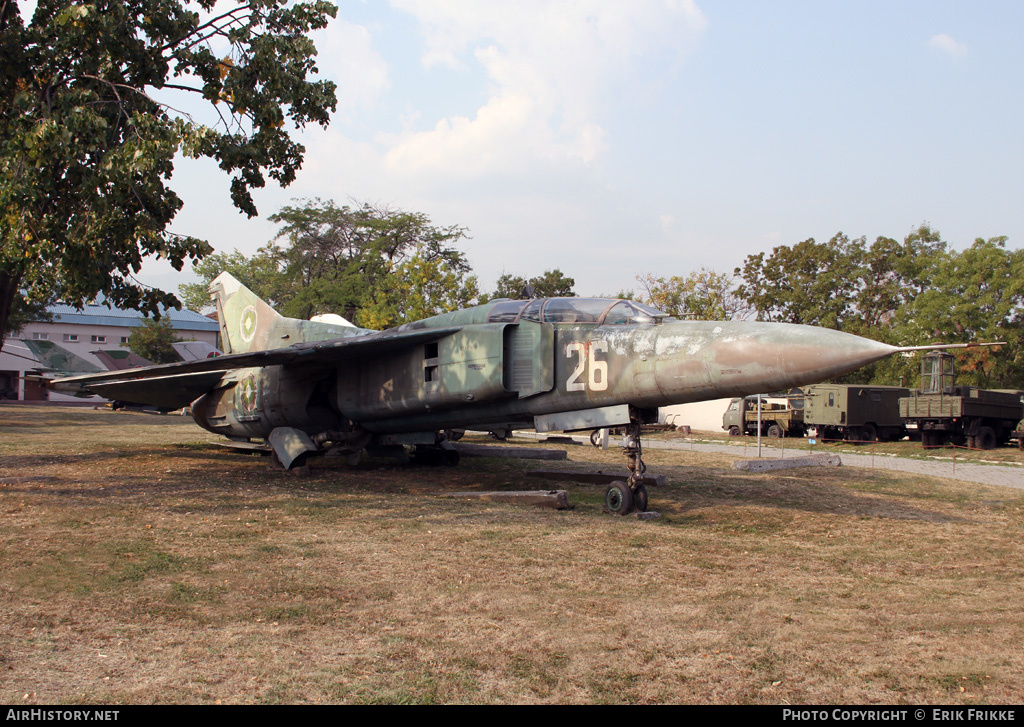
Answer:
[[2, 426, 971, 525], [656, 468, 968, 523]]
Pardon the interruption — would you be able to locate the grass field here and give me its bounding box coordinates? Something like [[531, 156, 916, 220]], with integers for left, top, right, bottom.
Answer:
[[2, 404, 1023, 704]]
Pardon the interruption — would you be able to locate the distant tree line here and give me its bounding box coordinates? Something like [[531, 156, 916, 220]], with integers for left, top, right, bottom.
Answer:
[[636, 224, 1024, 389], [182, 207, 1021, 387], [180, 198, 577, 330]]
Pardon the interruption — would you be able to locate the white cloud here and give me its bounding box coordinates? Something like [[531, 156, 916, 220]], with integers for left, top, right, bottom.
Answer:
[[313, 20, 391, 119], [382, 92, 544, 177], [927, 33, 967, 59], [382, 0, 707, 177]]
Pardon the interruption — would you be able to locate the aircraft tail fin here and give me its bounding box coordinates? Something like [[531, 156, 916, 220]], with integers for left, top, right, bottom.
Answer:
[[209, 273, 283, 354], [209, 272, 371, 354], [22, 339, 104, 374]]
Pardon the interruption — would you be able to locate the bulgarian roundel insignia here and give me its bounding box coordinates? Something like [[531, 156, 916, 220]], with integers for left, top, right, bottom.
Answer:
[[240, 305, 258, 344], [238, 372, 258, 412]]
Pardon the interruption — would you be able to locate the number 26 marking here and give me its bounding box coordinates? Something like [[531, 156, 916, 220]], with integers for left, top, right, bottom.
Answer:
[[566, 341, 608, 392]]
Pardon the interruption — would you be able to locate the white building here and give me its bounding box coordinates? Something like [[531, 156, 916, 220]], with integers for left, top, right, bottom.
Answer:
[[660, 398, 734, 433], [1, 303, 219, 402]]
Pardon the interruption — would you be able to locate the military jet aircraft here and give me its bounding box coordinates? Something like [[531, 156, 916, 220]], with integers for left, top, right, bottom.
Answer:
[[49, 272, 966, 515]]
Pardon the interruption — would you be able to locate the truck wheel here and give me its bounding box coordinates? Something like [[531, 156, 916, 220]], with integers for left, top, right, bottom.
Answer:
[[728, 426, 741, 437], [861, 424, 877, 443], [767, 424, 784, 438], [976, 426, 997, 450]]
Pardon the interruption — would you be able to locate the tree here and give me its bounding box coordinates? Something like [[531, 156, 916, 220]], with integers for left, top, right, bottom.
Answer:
[[899, 237, 1024, 388], [4, 291, 53, 335], [179, 247, 286, 312], [636, 268, 751, 320], [735, 233, 864, 328], [357, 246, 480, 329], [730, 224, 1023, 387], [124, 317, 181, 364], [265, 199, 474, 322], [182, 198, 479, 326], [853, 225, 948, 333], [0, 0, 338, 354], [487, 269, 576, 300]]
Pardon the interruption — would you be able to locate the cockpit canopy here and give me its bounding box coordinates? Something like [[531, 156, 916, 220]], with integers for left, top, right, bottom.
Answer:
[[486, 297, 668, 325]]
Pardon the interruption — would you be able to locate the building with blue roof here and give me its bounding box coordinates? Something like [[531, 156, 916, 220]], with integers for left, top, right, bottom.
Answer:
[[1, 302, 219, 402]]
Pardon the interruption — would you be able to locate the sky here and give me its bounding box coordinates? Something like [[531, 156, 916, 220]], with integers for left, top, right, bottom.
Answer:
[[146, 0, 1024, 303]]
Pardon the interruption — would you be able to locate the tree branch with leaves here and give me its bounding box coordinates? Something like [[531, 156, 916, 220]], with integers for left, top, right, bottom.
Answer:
[[0, 0, 337, 353]]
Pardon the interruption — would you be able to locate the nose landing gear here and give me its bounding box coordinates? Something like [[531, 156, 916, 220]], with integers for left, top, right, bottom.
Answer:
[[604, 417, 652, 516]]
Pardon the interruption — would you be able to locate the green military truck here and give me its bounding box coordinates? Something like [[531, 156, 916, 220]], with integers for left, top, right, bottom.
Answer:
[[724, 384, 908, 442], [722, 395, 805, 438], [899, 352, 1024, 450], [802, 384, 910, 442]]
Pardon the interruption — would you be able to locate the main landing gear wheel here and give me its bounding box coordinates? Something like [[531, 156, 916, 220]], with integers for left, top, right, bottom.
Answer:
[[633, 484, 649, 513], [604, 481, 634, 516], [604, 413, 656, 516]]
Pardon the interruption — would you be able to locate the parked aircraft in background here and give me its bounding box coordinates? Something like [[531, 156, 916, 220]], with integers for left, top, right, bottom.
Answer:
[[172, 340, 222, 361]]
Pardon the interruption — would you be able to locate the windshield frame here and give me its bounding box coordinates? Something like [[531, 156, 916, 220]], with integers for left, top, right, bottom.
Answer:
[[486, 297, 667, 326]]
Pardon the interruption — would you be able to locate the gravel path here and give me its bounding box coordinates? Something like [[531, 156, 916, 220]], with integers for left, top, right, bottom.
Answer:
[[646, 439, 1024, 490], [516, 432, 1024, 491]]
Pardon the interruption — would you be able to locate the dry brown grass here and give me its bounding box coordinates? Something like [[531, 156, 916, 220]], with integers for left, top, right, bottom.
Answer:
[[2, 404, 1023, 704]]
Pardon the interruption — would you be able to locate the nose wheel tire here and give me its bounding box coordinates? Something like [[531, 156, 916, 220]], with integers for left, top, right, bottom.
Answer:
[[604, 481, 635, 516]]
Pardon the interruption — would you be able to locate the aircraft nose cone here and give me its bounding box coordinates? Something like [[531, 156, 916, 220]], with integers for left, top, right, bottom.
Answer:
[[652, 320, 899, 402], [770, 324, 897, 386]]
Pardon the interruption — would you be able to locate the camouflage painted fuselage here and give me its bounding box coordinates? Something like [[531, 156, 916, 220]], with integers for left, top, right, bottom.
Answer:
[[50, 274, 905, 450], [190, 296, 899, 441]]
